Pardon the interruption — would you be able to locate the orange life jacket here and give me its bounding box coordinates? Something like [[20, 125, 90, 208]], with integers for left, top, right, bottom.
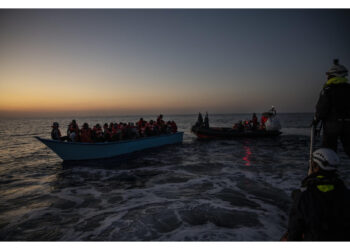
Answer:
[[261, 116, 268, 124]]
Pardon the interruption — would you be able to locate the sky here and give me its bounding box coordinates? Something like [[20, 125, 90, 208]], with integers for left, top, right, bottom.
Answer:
[[0, 9, 349, 117]]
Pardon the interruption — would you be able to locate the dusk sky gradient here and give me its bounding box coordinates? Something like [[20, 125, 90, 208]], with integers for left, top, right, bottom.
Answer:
[[0, 9, 349, 116]]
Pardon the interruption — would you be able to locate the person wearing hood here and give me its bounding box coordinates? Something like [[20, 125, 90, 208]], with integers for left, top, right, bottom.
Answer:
[[313, 59, 350, 157], [287, 148, 350, 241]]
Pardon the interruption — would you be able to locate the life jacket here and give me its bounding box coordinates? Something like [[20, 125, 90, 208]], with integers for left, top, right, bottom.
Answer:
[[104, 128, 112, 136], [80, 128, 92, 143], [68, 123, 80, 140], [140, 125, 146, 135], [95, 128, 103, 137], [261, 116, 268, 124], [136, 120, 143, 128], [157, 118, 165, 126], [112, 126, 119, 135], [148, 123, 154, 131], [69, 123, 79, 133]]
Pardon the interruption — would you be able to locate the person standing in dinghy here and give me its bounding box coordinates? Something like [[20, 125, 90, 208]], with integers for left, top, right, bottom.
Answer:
[[313, 59, 350, 157]]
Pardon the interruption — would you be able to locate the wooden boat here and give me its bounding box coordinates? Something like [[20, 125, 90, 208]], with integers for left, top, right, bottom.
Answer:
[[191, 126, 281, 139], [35, 132, 183, 161]]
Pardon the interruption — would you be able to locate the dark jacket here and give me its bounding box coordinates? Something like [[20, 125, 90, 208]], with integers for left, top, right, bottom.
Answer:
[[287, 172, 350, 241], [316, 81, 350, 121], [51, 128, 61, 140]]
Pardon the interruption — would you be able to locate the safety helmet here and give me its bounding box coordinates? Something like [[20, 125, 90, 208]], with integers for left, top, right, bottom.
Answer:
[[312, 148, 340, 171], [326, 59, 348, 77]]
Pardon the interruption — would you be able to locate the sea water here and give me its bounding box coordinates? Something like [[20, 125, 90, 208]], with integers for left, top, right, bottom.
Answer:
[[0, 113, 349, 241]]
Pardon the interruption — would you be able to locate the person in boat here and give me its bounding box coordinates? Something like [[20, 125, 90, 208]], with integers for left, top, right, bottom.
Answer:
[[157, 114, 164, 125], [139, 122, 147, 137], [153, 122, 161, 135], [111, 123, 121, 141], [233, 120, 244, 131], [251, 113, 259, 130], [80, 123, 92, 143], [204, 112, 209, 128], [165, 121, 171, 133], [312, 59, 350, 157], [238, 120, 245, 131], [103, 123, 112, 141], [146, 120, 156, 136], [171, 121, 177, 133], [195, 112, 204, 127], [270, 106, 276, 116], [109, 122, 114, 133], [157, 114, 166, 133], [92, 123, 104, 142], [136, 118, 144, 128], [260, 114, 268, 130], [136, 118, 146, 137], [129, 122, 138, 138], [51, 122, 67, 141], [244, 120, 251, 129], [67, 119, 80, 141], [287, 148, 350, 241], [123, 122, 134, 139]]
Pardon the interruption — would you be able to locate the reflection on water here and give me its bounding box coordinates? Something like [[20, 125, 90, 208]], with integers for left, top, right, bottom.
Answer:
[[243, 145, 252, 166], [0, 113, 350, 240]]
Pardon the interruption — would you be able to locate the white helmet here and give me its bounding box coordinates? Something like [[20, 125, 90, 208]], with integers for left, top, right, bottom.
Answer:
[[326, 59, 348, 77], [312, 148, 340, 171]]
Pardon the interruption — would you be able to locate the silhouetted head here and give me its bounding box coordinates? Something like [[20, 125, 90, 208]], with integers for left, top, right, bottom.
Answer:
[[326, 59, 348, 79]]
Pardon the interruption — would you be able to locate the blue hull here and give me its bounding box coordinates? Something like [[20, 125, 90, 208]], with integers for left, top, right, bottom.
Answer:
[[35, 132, 183, 161]]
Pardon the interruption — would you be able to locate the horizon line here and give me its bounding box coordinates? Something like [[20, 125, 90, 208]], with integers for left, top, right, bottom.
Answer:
[[0, 111, 315, 119]]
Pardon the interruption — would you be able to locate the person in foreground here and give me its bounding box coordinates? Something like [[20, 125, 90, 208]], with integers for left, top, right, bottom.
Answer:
[[313, 59, 350, 157], [287, 148, 350, 241]]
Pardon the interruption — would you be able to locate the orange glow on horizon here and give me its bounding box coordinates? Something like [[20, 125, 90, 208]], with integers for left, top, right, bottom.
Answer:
[[0, 72, 246, 114]]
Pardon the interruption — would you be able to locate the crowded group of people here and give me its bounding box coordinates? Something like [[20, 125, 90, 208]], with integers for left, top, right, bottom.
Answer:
[[232, 110, 274, 131], [47, 59, 350, 241], [50, 114, 178, 143], [194, 108, 276, 131]]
